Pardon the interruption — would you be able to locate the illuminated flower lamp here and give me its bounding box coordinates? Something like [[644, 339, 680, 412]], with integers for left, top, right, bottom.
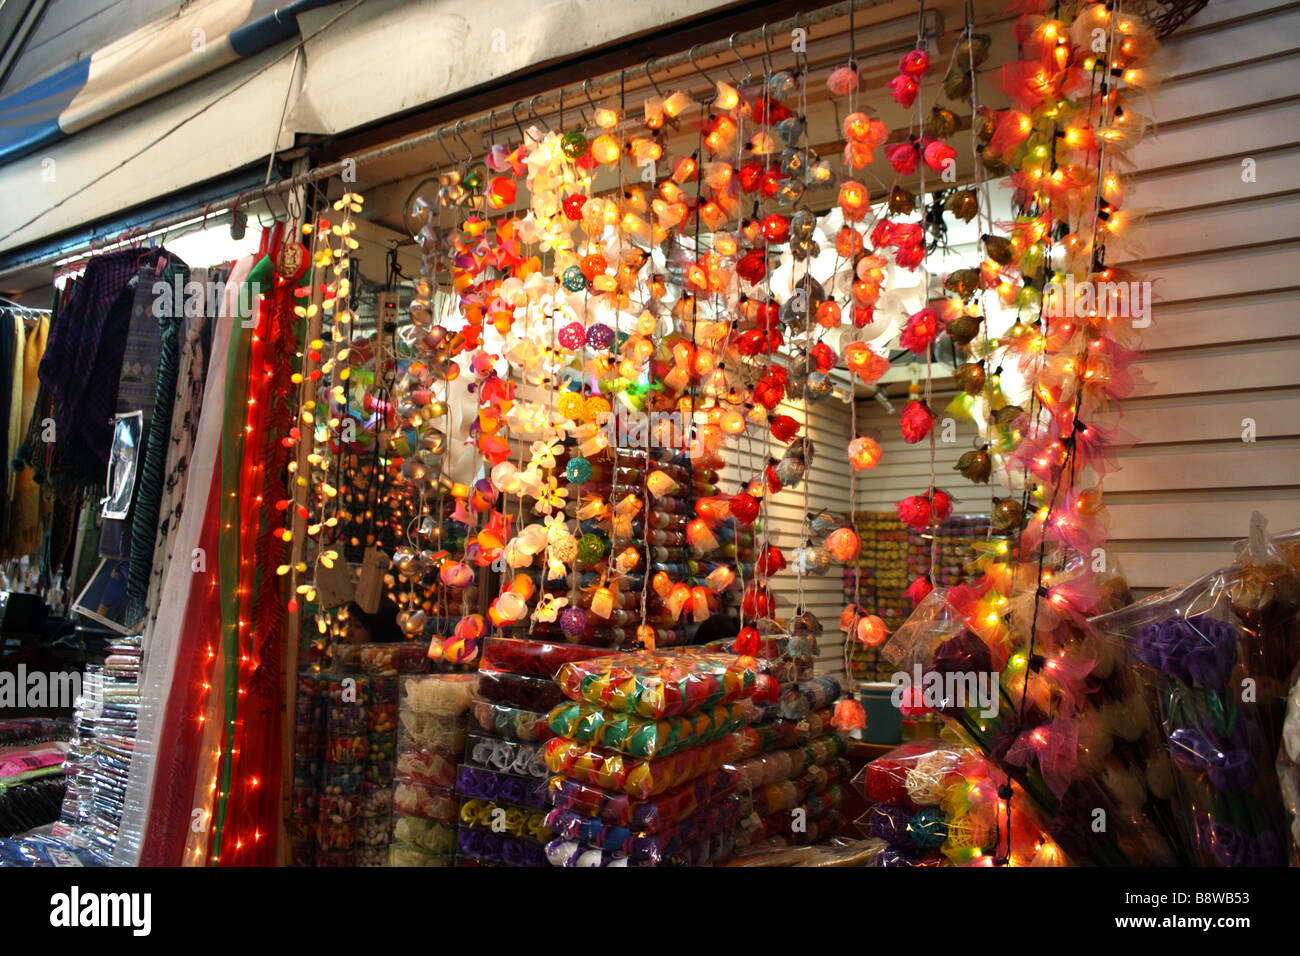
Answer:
[[848, 436, 883, 472]]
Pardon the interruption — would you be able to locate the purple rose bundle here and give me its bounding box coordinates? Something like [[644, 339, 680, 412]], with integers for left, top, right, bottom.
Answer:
[[1135, 612, 1290, 866]]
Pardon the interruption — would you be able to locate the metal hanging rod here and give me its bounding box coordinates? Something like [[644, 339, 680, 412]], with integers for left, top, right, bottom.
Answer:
[[1, 0, 925, 281]]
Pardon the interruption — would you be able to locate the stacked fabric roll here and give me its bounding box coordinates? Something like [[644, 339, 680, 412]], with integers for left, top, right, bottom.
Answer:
[[389, 673, 476, 866], [454, 638, 608, 865], [540, 651, 757, 866], [55, 635, 141, 860], [732, 673, 851, 850]]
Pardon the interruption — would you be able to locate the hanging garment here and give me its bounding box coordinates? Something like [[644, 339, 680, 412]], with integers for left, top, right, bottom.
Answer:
[[119, 255, 250, 866], [5, 313, 50, 558], [0, 311, 17, 543], [37, 251, 140, 486], [141, 271, 211, 629], [98, 253, 188, 565], [123, 255, 189, 622]]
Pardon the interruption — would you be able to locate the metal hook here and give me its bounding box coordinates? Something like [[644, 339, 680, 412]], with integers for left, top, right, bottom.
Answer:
[[728, 33, 751, 83], [761, 23, 775, 77], [435, 127, 459, 170], [484, 108, 497, 153], [688, 45, 718, 102], [510, 101, 528, 142], [793, 12, 809, 74], [581, 78, 598, 124], [454, 120, 473, 166], [528, 94, 550, 131], [643, 57, 665, 99]]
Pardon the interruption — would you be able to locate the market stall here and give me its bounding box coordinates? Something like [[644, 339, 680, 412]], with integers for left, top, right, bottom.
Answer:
[[0, 0, 1297, 870]]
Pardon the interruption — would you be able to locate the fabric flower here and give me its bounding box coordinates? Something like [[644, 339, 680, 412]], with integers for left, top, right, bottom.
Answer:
[[898, 49, 931, 77], [899, 307, 943, 354], [888, 74, 920, 108], [900, 401, 934, 443]]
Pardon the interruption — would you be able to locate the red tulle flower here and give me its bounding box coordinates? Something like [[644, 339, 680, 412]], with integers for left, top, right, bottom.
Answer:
[[888, 74, 920, 108], [898, 49, 932, 78], [736, 249, 768, 284], [905, 575, 934, 606], [884, 142, 920, 175], [899, 308, 943, 354], [755, 545, 786, 576], [922, 137, 957, 173], [900, 401, 934, 443], [729, 492, 760, 526], [769, 414, 800, 443], [897, 494, 933, 529]]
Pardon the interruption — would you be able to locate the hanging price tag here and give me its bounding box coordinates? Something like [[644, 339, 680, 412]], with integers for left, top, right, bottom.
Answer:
[[355, 546, 389, 614], [314, 555, 354, 610]]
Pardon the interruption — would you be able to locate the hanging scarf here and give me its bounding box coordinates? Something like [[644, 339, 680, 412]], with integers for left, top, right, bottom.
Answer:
[[123, 255, 189, 622], [6, 313, 49, 557], [37, 250, 140, 486], [131, 257, 248, 866]]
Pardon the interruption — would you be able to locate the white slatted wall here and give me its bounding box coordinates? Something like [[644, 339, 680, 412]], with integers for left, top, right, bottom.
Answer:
[[1106, 0, 1300, 591], [852, 0, 1300, 602]]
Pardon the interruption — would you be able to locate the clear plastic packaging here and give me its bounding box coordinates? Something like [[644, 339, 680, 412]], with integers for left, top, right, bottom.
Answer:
[[395, 744, 459, 788], [1092, 514, 1300, 866], [545, 767, 738, 830], [464, 732, 548, 779], [459, 797, 553, 842], [455, 764, 549, 810], [480, 637, 612, 679], [556, 652, 757, 718], [544, 735, 738, 799], [391, 816, 458, 856], [476, 668, 569, 711], [398, 673, 477, 717], [457, 829, 548, 866], [391, 780, 459, 823], [544, 699, 751, 758], [468, 699, 551, 742], [389, 842, 454, 867]]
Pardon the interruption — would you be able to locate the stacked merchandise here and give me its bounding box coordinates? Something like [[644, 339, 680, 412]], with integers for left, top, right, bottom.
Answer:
[[528, 447, 710, 650], [0, 718, 72, 837], [55, 636, 141, 860], [907, 515, 997, 590], [456, 638, 607, 865], [845, 512, 910, 681], [854, 740, 1064, 867], [291, 648, 418, 866], [733, 667, 851, 851], [390, 673, 476, 866], [540, 651, 757, 866], [1092, 517, 1300, 867]]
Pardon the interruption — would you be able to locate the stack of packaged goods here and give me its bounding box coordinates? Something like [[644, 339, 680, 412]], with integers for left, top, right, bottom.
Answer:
[[55, 635, 141, 860], [390, 673, 476, 866], [853, 739, 1065, 867], [732, 671, 851, 850], [292, 640, 423, 866], [456, 638, 609, 866], [845, 512, 910, 681], [531, 446, 716, 650], [540, 651, 758, 866]]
